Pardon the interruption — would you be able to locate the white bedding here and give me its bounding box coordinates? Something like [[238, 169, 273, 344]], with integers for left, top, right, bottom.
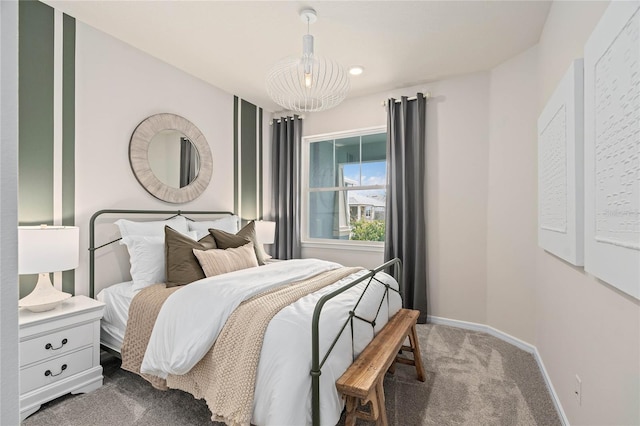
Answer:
[[96, 281, 136, 351], [140, 258, 402, 426]]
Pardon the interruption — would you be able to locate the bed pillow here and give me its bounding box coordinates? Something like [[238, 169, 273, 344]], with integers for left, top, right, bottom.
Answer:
[[209, 220, 268, 265], [165, 226, 217, 288], [193, 243, 259, 277], [115, 215, 189, 238], [121, 235, 166, 292], [187, 215, 240, 240]]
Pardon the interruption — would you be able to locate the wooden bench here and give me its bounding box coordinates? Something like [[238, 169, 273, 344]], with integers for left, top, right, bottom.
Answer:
[[336, 308, 426, 426]]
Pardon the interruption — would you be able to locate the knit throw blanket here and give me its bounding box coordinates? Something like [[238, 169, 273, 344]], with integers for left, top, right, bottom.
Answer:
[[167, 266, 361, 426], [121, 267, 362, 425], [120, 283, 180, 390]]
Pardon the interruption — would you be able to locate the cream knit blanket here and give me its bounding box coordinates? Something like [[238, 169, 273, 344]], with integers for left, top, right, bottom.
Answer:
[[120, 283, 179, 390], [166, 266, 362, 426]]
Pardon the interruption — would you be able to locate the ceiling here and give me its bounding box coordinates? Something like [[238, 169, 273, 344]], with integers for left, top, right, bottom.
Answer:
[[43, 1, 552, 112]]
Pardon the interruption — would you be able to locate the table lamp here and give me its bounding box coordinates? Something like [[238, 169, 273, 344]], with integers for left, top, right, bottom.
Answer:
[[18, 225, 79, 312], [255, 220, 276, 259], [255, 220, 276, 245]]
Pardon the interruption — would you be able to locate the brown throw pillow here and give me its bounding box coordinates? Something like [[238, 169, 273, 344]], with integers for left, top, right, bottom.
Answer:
[[165, 226, 217, 287], [193, 243, 259, 277], [209, 220, 268, 265]]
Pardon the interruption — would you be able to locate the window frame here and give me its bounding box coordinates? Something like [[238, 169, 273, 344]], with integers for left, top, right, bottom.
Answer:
[[301, 125, 387, 251]]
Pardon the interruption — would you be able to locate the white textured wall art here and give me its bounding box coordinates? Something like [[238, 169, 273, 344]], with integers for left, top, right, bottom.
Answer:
[[584, 1, 640, 299], [538, 59, 584, 266], [540, 105, 568, 233]]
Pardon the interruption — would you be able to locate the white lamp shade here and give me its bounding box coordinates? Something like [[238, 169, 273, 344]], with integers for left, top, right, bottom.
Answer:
[[18, 226, 79, 274], [255, 221, 276, 245]]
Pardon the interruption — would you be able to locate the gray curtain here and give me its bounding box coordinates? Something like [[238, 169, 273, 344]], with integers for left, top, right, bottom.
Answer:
[[384, 94, 428, 323], [271, 116, 302, 259]]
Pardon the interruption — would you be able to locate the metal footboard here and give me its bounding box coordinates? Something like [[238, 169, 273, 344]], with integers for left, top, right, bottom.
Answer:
[[310, 258, 403, 426]]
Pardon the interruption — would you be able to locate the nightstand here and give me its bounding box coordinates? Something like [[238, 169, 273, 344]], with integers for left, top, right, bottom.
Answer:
[[19, 295, 105, 421]]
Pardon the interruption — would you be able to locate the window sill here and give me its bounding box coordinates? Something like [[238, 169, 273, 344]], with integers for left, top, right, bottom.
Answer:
[[301, 240, 384, 253]]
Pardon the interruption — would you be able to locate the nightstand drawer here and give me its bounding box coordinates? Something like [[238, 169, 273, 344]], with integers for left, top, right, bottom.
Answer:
[[20, 322, 93, 367], [20, 347, 94, 395]]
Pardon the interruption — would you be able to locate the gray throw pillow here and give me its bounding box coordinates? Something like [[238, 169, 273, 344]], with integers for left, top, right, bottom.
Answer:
[[209, 221, 266, 265], [165, 226, 217, 287]]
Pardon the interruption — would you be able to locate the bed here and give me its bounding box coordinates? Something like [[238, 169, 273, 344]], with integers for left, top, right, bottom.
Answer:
[[89, 209, 403, 426]]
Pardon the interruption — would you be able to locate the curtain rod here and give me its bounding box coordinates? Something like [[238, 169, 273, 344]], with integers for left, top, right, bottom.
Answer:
[[381, 91, 431, 107], [269, 115, 305, 125]]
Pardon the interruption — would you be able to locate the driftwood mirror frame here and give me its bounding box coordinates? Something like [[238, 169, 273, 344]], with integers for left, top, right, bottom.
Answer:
[[129, 113, 213, 204]]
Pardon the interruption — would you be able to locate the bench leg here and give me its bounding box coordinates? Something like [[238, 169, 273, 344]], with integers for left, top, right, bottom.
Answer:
[[345, 396, 357, 426], [375, 379, 388, 426], [408, 324, 426, 382]]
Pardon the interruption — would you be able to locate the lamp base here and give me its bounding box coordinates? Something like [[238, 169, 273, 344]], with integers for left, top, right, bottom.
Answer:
[[19, 273, 72, 312]]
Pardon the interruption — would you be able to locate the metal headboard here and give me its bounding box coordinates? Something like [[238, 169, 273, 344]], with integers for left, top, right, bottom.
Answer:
[[88, 209, 233, 298]]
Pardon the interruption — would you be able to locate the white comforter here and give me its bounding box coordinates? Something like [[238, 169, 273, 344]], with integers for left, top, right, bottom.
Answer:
[[140, 258, 402, 426]]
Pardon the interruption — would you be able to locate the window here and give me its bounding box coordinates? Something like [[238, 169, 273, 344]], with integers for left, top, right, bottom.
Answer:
[[303, 127, 387, 245]]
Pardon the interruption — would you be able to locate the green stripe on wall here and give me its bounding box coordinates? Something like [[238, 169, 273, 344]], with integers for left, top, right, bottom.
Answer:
[[19, 0, 54, 226], [258, 108, 263, 217], [240, 100, 258, 220], [233, 96, 239, 216], [233, 98, 263, 221], [19, 1, 55, 297], [62, 13, 75, 295]]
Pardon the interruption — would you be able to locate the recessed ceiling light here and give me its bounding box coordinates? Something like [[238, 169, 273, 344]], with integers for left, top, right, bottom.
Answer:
[[349, 66, 364, 76]]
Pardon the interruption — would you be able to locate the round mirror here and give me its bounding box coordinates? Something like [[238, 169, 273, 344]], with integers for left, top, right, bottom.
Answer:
[[129, 114, 212, 203], [147, 130, 201, 188]]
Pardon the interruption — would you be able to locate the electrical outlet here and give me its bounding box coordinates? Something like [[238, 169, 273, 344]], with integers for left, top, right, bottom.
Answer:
[[574, 374, 582, 405]]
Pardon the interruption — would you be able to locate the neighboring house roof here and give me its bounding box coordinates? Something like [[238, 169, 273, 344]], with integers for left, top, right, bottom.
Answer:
[[344, 177, 358, 186], [348, 194, 386, 208]]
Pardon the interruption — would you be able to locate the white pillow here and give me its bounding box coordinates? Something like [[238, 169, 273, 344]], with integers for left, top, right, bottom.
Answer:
[[188, 215, 240, 240], [121, 235, 165, 292], [115, 215, 189, 238], [122, 230, 197, 292]]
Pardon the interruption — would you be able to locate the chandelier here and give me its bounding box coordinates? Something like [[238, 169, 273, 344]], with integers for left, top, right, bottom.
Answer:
[[266, 9, 350, 112]]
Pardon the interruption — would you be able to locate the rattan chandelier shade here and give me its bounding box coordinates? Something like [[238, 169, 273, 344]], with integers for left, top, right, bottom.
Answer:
[[266, 9, 350, 112]]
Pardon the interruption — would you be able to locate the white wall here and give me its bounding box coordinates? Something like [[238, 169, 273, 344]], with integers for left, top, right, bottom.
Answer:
[[484, 1, 639, 424], [75, 23, 235, 296], [486, 46, 539, 344], [0, 0, 20, 423], [301, 72, 491, 324], [535, 2, 640, 424]]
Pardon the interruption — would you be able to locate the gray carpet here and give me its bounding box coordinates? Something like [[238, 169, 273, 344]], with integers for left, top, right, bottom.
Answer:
[[22, 324, 561, 426]]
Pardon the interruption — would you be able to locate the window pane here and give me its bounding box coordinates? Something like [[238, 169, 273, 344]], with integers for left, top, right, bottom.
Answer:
[[348, 189, 386, 242], [309, 189, 386, 242], [309, 191, 351, 239], [309, 140, 334, 188], [334, 136, 360, 186], [361, 161, 387, 187], [361, 133, 386, 162]]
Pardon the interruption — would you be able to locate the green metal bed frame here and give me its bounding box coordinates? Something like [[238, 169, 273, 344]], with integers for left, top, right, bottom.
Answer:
[[88, 209, 403, 426]]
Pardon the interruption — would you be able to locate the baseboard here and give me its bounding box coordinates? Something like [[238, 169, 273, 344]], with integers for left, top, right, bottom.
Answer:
[[427, 315, 570, 426]]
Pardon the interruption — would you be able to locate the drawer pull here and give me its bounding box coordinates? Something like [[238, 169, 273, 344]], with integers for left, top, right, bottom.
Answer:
[[45, 338, 68, 350], [44, 364, 67, 377]]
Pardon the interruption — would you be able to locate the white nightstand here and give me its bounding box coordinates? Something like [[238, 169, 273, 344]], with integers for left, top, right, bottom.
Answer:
[[19, 295, 105, 421]]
